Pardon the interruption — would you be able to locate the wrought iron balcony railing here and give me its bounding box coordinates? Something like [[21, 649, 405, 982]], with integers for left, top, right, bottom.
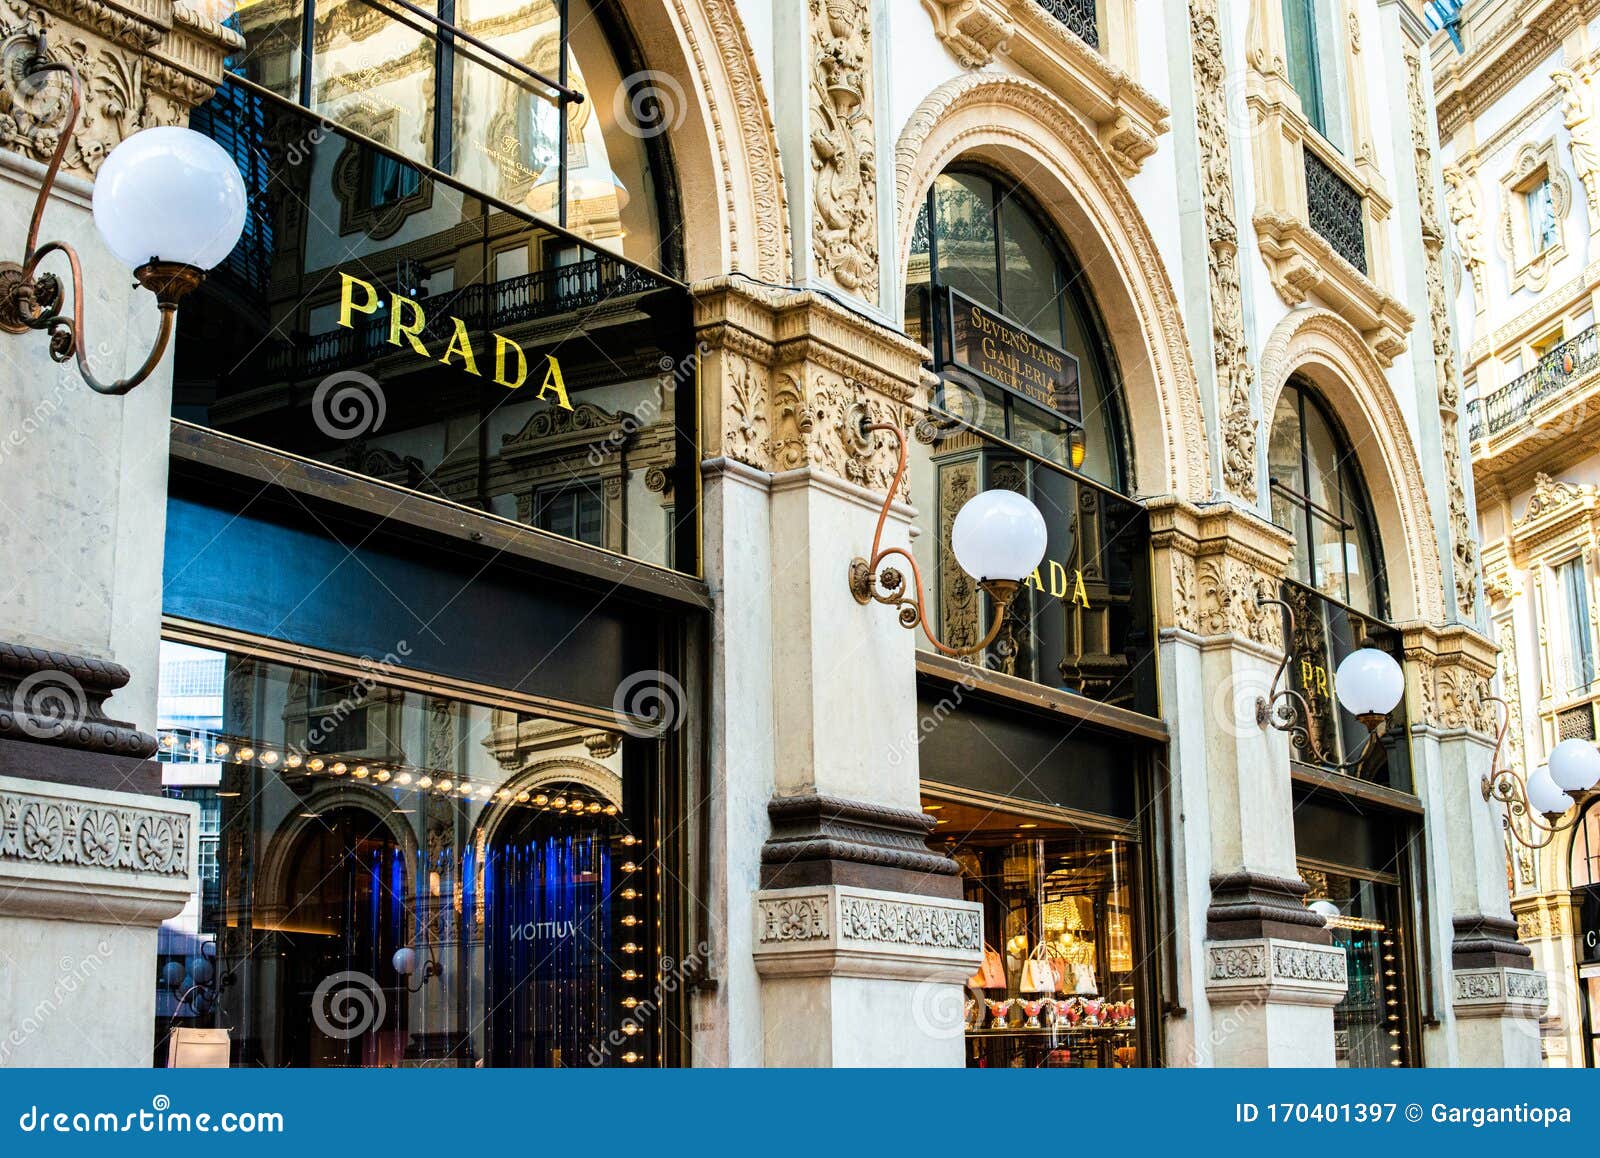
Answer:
[[1037, 0, 1099, 49], [243, 255, 658, 386], [1304, 149, 1367, 275], [1469, 324, 1600, 441]]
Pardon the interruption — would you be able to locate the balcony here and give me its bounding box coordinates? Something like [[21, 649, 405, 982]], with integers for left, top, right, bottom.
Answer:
[[1466, 325, 1600, 442], [1305, 149, 1367, 275], [1037, 0, 1098, 49]]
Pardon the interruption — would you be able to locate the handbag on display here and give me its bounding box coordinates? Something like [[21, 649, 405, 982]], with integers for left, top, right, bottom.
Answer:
[[968, 942, 1006, 990], [1019, 942, 1056, 994]]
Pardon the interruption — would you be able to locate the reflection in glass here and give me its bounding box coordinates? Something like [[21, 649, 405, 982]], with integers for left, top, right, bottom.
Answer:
[[152, 641, 655, 1067], [1302, 868, 1413, 1068], [175, 84, 696, 573], [929, 794, 1145, 1069], [906, 435, 1156, 715]]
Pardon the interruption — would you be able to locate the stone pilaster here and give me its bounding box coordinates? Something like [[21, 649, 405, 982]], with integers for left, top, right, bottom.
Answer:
[[1149, 497, 1347, 1066], [0, 0, 231, 1069], [693, 276, 979, 1066], [1401, 622, 1546, 1066]]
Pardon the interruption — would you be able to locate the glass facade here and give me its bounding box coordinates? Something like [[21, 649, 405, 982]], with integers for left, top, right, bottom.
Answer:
[[176, 82, 698, 574], [153, 640, 664, 1067], [1301, 867, 1416, 1069]]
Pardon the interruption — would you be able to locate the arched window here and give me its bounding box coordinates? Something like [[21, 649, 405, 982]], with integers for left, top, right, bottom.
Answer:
[[1572, 798, 1600, 888], [905, 169, 1128, 491], [1268, 379, 1387, 617]]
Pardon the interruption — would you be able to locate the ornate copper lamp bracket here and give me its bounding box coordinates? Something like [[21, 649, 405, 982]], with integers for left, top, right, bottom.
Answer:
[[0, 34, 204, 396], [847, 419, 1020, 659], [1479, 694, 1578, 851]]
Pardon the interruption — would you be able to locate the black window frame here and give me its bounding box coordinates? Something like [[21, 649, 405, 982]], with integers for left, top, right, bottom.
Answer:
[[1270, 379, 1390, 619]]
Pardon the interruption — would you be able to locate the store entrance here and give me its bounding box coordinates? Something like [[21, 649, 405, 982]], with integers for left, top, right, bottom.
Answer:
[[484, 793, 634, 1068]]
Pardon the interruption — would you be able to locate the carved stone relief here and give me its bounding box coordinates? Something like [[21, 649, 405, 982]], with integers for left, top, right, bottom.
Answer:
[[809, 0, 878, 299], [1191, 0, 1256, 502], [1553, 66, 1600, 227]]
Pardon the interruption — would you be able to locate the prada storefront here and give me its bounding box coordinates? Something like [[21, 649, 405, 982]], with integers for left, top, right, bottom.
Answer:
[[153, 0, 702, 1067], [904, 169, 1162, 1068]]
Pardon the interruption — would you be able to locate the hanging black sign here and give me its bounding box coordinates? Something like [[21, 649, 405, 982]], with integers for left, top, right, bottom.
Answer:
[[1579, 884, 1600, 964], [940, 286, 1080, 418]]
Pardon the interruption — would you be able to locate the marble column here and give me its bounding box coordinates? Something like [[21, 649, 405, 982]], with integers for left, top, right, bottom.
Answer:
[[693, 278, 981, 1067], [1150, 499, 1347, 1067]]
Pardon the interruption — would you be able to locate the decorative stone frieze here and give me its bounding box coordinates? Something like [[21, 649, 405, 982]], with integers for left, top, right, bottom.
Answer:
[[918, 0, 1168, 177], [1433, 0, 1595, 144], [1146, 497, 1291, 652], [0, 773, 196, 924], [753, 883, 983, 981], [693, 275, 928, 495], [1189, 0, 1255, 502], [1452, 966, 1549, 1019], [0, 0, 240, 179], [1205, 937, 1348, 1008]]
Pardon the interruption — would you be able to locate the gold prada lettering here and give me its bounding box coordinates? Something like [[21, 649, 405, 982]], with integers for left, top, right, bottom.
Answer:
[[1025, 562, 1093, 610], [335, 282, 574, 410]]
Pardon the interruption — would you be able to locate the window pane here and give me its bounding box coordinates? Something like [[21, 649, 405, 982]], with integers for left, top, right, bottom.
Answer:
[[1340, 469, 1380, 616], [312, 0, 441, 172], [1301, 398, 1342, 516], [1282, 0, 1325, 135], [1560, 559, 1596, 692], [1528, 180, 1559, 252], [934, 173, 999, 313], [998, 198, 1064, 346], [1267, 387, 1304, 498], [230, 0, 302, 102], [1310, 509, 1349, 604]]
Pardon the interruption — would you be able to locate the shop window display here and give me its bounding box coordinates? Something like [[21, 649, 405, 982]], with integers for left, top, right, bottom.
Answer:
[[152, 640, 662, 1067], [927, 795, 1145, 1068], [1302, 867, 1415, 1068]]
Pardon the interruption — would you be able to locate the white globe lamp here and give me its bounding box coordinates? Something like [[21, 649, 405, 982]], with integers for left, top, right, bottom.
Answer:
[[1526, 764, 1574, 817], [1334, 646, 1406, 726], [1548, 738, 1600, 795], [950, 489, 1049, 586], [392, 947, 416, 977], [93, 126, 247, 275]]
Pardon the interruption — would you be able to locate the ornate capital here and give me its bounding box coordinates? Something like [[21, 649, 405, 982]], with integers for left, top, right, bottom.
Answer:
[[1452, 966, 1548, 1020], [0, 0, 241, 180], [1399, 621, 1498, 736], [1147, 497, 1292, 650], [693, 276, 928, 493]]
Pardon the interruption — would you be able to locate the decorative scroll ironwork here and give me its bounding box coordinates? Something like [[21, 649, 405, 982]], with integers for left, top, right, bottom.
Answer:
[[1304, 150, 1367, 275], [1037, 0, 1099, 49], [1474, 324, 1600, 439]]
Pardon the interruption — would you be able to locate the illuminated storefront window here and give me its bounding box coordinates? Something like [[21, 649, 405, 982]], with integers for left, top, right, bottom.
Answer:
[[153, 641, 663, 1067]]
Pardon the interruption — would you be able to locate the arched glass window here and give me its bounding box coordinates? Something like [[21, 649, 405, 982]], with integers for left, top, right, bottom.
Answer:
[[1268, 380, 1387, 617], [1572, 798, 1600, 888], [905, 169, 1128, 491]]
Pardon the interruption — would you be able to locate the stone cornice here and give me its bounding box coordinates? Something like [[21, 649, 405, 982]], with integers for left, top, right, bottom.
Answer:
[[919, 0, 1169, 176], [1205, 937, 1349, 1008], [751, 884, 983, 982], [1146, 497, 1293, 652], [1433, 0, 1593, 143]]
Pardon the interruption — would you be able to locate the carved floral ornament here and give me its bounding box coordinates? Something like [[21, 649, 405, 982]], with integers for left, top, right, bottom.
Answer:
[[0, 789, 190, 876], [0, 0, 240, 180], [1517, 472, 1599, 527], [809, 0, 878, 300]]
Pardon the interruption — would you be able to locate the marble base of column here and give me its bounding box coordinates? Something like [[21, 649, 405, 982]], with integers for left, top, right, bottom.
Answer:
[[751, 883, 983, 1066], [1451, 914, 1546, 1066]]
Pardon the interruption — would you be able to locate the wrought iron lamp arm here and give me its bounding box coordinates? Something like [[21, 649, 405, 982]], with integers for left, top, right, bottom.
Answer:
[[0, 36, 198, 396], [1254, 593, 1390, 774], [847, 421, 1019, 658], [1480, 694, 1579, 851]]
